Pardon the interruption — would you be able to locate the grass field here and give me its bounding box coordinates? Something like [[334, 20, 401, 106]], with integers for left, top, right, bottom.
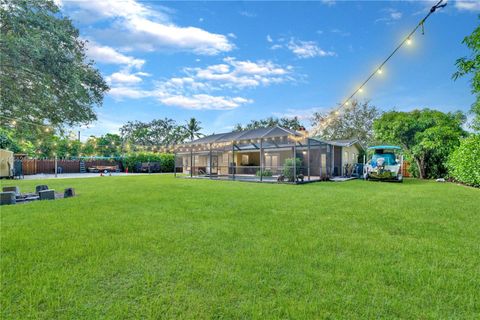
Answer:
[[1, 175, 479, 319]]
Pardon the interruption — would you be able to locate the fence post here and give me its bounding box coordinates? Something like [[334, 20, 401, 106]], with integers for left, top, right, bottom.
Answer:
[[259, 139, 263, 182], [174, 152, 177, 177], [292, 142, 296, 183], [307, 139, 311, 181]]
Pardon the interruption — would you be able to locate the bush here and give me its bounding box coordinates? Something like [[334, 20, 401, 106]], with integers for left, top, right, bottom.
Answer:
[[255, 170, 273, 177], [447, 134, 480, 187], [122, 152, 175, 173], [282, 158, 302, 182]]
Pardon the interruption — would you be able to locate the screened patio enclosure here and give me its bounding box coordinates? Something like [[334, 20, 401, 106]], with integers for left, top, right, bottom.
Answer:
[[173, 126, 345, 183]]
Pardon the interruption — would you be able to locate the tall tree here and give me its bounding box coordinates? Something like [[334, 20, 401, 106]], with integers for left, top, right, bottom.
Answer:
[[184, 118, 203, 141], [95, 134, 122, 157], [0, 0, 108, 132], [119, 121, 151, 146], [373, 109, 466, 179], [311, 100, 381, 146], [120, 118, 187, 146], [453, 17, 480, 130], [234, 116, 303, 131]]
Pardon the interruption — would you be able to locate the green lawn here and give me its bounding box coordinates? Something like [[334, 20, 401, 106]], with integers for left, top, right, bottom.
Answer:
[[1, 176, 479, 319]]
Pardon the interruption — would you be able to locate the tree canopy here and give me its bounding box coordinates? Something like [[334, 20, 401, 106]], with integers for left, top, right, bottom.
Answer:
[[453, 16, 480, 130], [311, 100, 381, 146], [373, 109, 466, 179], [120, 118, 199, 146], [184, 118, 203, 142], [0, 0, 108, 132], [234, 117, 303, 131]]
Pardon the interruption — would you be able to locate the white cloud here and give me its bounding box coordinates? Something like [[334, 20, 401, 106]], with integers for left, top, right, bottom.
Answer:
[[108, 58, 293, 110], [109, 87, 150, 99], [321, 0, 336, 6], [266, 34, 273, 43], [390, 11, 402, 19], [158, 94, 252, 110], [85, 40, 145, 68], [63, 0, 233, 55], [287, 39, 335, 59], [126, 17, 233, 55], [185, 57, 294, 88], [267, 36, 335, 58], [330, 28, 351, 37], [106, 70, 151, 85], [239, 11, 256, 18], [376, 8, 403, 24], [455, 1, 480, 11], [107, 72, 142, 84]]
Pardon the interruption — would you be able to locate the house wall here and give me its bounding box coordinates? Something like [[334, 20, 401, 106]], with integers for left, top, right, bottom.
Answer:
[[178, 144, 339, 178], [341, 144, 361, 176]]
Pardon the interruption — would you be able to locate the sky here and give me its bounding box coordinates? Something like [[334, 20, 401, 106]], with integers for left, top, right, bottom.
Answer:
[[57, 0, 480, 138]]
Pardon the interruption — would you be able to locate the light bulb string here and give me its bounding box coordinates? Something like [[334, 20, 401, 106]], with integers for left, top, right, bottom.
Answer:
[[336, 0, 447, 112], [1, 115, 176, 153]]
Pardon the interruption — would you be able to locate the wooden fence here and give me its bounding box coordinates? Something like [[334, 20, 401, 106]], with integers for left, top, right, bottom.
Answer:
[[20, 159, 122, 175], [402, 161, 411, 177]]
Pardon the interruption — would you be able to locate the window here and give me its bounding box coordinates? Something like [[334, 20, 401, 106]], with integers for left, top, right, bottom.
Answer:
[[241, 154, 249, 165], [265, 154, 279, 168], [344, 151, 349, 163], [222, 153, 229, 165]]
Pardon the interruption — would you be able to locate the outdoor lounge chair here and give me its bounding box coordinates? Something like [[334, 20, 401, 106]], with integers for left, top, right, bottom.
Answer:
[[0, 192, 16, 205], [2, 186, 20, 197]]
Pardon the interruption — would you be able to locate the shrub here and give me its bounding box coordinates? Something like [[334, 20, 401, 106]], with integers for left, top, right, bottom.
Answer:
[[282, 158, 302, 182], [447, 134, 480, 187], [255, 170, 273, 177], [122, 152, 175, 173]]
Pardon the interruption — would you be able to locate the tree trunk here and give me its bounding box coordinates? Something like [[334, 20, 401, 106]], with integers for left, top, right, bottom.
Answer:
[[415, 157, 425, 179]]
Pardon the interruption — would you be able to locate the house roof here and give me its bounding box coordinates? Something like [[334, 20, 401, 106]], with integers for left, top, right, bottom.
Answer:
[[186, 126, 303, 145]]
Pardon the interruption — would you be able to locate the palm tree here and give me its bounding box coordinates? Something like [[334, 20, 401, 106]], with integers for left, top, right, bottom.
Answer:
[[184, 118, 203, 142]]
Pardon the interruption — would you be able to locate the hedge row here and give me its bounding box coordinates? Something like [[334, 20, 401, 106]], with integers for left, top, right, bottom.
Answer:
[[447, 134, 480, 187], [122, 152, 175, 173]]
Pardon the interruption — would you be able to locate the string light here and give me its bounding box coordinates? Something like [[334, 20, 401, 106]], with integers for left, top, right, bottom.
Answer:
[[331, 0, 447, 120]]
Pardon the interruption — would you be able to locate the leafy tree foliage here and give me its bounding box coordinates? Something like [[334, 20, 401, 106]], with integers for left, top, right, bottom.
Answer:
[[0, 0, 108, 131], [453, 17, 480, 130], [311, 100, 381, 146], [120, 118, 190, 146], [234, 117, 303, 131], [184, 118, 203, 141], [373, 109, 466, 179], [447, 134, 480, 187], [54, 138, 82, 158], [0, 128, 21, 153], [94, 134, 122, 157]]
